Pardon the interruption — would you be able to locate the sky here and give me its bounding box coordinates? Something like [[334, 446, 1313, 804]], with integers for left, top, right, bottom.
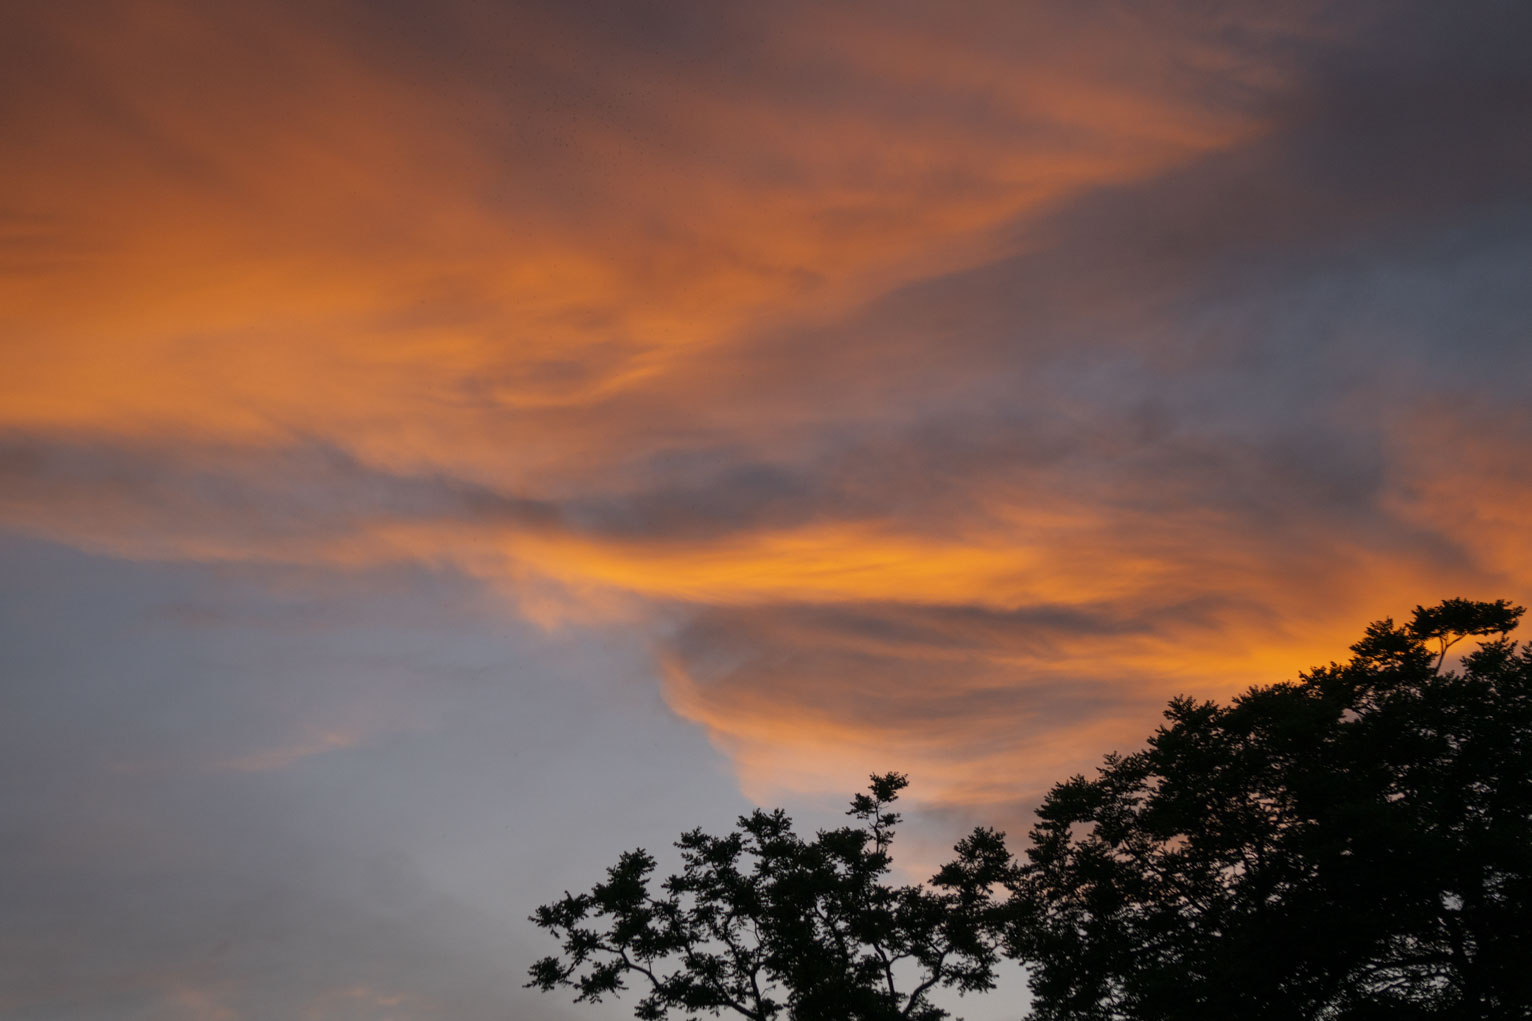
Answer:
[[2, 2, 1530, 1018]]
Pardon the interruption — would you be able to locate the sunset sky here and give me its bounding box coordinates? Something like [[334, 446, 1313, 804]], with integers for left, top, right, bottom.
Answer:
[[3, 2, 1530, 1018]]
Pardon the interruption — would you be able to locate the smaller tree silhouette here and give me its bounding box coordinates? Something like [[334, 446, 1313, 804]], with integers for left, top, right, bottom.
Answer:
[[528, 773, 1017, 1021]]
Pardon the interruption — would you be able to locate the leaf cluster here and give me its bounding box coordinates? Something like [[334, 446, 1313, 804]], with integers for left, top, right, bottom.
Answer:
[[529, 772, 1018, 1021]]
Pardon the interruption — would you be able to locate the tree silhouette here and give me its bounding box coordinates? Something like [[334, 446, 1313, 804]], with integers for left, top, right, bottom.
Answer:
[[530, 599, 1532, 1019], [528, 773, 1017, 1021], [1010, 598, 1532, 1020]]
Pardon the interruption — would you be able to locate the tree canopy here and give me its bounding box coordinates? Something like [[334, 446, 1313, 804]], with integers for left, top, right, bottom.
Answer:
[[529, 598, 1532, 1019], [528, 773, 1017, 1021], [1013, 598, 1531, 1019]]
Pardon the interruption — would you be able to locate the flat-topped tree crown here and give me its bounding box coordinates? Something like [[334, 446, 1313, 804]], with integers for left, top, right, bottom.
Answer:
[[1407, 597, 1524, 669]]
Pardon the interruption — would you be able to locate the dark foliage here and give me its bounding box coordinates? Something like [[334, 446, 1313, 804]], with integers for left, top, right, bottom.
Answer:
[[1011, 598, 1532, 1020], [528, 773, 1018, 1021]]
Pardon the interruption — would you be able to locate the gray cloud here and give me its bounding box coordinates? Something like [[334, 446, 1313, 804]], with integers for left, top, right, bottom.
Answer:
[[0, 535, 746, 1020]]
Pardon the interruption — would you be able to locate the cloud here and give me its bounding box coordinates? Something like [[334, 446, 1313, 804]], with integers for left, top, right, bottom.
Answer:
[[0, 534, 732, 1021], [2, 0, 1530, 796], [0, 0, 1286, 469]]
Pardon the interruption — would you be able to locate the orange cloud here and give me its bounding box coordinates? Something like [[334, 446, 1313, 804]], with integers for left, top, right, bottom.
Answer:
[[4, 2, 1529, 808], [166, 985, 239, 1021], [0, 3, 1265, 460], [216, 728, 363, 774]]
